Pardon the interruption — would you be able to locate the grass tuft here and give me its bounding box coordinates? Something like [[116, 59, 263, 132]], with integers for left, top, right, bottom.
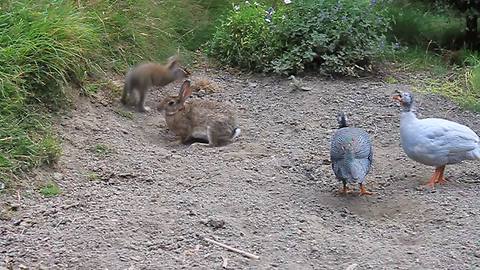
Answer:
[[39, 181, 61, 197], [90, 144, 113, 157]]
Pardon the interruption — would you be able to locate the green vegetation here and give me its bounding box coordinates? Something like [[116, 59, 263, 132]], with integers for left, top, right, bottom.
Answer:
[[90, 144, 113, 157], [39, 181, 62, 197], [386, 0, 464, 49], [81, 0, 233, 70], [208, 2, 280, 72], [0, 1, 93, 184], [86, 171, 99, 181], [385, 0, 480, 111], [208, 0, 390, 75], [114, 109, 134, 120]]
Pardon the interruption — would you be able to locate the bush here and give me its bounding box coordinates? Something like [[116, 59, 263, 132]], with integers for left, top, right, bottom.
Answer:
[[207, 0, 390, 76], [207, 2, 283, 71]]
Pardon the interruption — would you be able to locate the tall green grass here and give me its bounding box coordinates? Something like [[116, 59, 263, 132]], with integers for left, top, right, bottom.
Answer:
[[0, 1, 98, 184], [81, 0, 234, 71], [387, 0, 464, 49]]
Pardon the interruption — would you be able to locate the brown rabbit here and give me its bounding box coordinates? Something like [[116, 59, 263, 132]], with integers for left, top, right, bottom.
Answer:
[[121, 56, 190, 112], [157, 80, 241, 146]]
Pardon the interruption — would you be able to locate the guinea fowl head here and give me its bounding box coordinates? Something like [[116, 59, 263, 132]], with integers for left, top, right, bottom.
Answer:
[[337, 112, 348, 128], [393, 91, 414, 112]]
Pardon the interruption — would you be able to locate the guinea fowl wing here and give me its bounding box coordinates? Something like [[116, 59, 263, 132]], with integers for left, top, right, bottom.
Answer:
[[330, 128, 372, 182], [416, 118, 479, 155]]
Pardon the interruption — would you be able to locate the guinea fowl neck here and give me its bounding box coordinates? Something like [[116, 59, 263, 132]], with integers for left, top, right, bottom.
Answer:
[[401, 103, 413, 112], [400, 108, 417, 124]]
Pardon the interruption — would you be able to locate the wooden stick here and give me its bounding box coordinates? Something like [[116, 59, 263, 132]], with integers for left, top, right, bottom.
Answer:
[[204, 237, 260, 260]]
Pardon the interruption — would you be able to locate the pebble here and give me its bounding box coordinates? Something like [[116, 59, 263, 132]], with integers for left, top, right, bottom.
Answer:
[[8, 203, 20, 211], [201, 218, 225, 230], [53, 172, 64, 181]]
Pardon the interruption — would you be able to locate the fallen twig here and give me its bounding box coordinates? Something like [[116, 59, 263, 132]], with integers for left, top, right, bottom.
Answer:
[[204, 237, 260, 260]]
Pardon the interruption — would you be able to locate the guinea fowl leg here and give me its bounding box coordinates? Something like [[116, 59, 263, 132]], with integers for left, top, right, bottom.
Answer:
[[359, 183, 373, 195], [424, 167, 441, 188], [435, 166, 447, 184], [338, 183, 352, 195]]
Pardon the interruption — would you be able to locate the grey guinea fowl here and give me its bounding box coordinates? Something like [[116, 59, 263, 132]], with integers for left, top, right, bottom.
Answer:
[[393, 91, 480, 189], [330, 112, 373, 195]]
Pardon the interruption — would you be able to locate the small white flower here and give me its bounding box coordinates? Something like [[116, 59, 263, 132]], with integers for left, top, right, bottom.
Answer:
[[284, 0, 292, 4], [234, 5, 240, 11], [245, 1, 250, 4]]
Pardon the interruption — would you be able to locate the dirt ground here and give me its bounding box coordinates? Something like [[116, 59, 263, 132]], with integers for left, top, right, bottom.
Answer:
[[1, 69, 480, 270]]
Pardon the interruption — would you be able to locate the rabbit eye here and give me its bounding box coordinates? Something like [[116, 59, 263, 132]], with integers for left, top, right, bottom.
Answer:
[[168, 101, 175, 106]]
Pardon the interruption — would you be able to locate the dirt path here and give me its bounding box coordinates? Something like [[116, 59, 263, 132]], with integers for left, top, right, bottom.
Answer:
[[1, 70, 480, 270]]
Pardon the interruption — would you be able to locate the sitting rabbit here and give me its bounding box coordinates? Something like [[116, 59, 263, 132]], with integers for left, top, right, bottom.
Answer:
[[157, 80, 241, 146]]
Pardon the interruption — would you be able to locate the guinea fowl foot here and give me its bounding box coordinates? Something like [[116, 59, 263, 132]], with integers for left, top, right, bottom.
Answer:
[[434, 166, 447, 184], [435, 177, 447, 184], [422, 167, 443, 189], [337, 185, 353, 195], [359, 184, 373, 196]]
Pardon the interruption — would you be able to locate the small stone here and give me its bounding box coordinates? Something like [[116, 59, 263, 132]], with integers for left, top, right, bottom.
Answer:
[[19, 264, 28, 270], [9, 203, 20, 211], [13, 219, 22, 226], [53, 172, 63, 181], [0, 182, 4, 190], [201, 218, 226, 230], [322, 159, 332, 165], [20, 219, 34, 227]]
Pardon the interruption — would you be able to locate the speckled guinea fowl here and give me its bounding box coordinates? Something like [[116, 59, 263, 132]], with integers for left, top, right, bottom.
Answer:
[[393, 92, 480, 188], [330, 112, 373, 195]]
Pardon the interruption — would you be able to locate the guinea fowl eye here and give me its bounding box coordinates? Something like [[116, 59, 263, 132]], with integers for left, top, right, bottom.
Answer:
[[168, 101, 175, 106]]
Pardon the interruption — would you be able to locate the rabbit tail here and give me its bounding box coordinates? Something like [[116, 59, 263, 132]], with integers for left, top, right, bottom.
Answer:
[[207, 121, 240, 146]]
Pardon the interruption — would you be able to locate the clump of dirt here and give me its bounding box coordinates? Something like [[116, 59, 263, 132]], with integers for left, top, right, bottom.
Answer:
[[1, 70, 479, 269], [191, 77, 221, 94]]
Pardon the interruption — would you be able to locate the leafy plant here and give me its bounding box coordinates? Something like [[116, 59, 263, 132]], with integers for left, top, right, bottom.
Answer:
[[207, 2, 283, 71], [273, 0, 390, 75], [207, 0, 390, 76]]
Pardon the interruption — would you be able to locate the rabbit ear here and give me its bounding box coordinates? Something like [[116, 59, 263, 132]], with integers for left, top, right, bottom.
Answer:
[[178, 80, 192, 101], [167, 55, 179, 70]]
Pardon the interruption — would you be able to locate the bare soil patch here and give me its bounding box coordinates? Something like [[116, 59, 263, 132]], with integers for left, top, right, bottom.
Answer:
[[1, 70, 480, 269]]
